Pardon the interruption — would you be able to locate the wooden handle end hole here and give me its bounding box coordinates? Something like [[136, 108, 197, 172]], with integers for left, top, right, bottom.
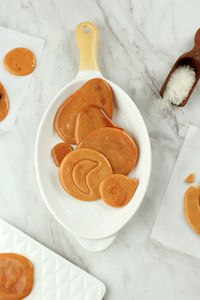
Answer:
[[82, 26, 90, 34]]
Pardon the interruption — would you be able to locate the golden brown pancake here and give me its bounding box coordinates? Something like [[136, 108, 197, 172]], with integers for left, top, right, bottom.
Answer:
[[77, 127, 138, 175], [59, 148, 112, 201], [184, 186, 200, 234], [0, 253, 34, 300], [4, 48, 36, 76], [54, 78, 113, 144], [0, 83, 9, 122], [75, 105, 122, 144], [51, 142, 73, 167], [99, 174, 138, 207]]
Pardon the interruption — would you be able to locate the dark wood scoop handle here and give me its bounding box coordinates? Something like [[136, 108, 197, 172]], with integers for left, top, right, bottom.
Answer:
[[190, 29, 200, 66], [181, 29, 200, 59], [193, 28, 200, 51]]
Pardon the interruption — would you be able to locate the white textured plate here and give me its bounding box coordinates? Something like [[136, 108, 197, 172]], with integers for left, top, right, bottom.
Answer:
[[0, 218, 105, 299], [35, 72, 151, 241]]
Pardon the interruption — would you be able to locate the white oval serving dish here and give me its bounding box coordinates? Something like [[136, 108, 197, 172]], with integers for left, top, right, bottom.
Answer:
[[35, 22, 151, 251]]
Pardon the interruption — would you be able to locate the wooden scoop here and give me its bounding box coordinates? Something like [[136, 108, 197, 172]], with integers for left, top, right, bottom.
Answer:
[[160, 28, 200, 107]]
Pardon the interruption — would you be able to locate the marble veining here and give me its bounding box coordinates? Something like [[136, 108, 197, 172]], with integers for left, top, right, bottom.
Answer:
[[0, 0, 200, 299]]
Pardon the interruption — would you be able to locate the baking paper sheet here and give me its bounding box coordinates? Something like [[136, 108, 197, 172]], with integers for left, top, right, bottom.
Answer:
[[151, 125, 200, 258], [0, 26, 45, 132]]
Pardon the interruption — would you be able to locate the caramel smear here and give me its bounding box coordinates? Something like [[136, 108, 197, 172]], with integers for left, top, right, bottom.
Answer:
[[184, 186, 200, 235], [59, 148, 112, 201], [184, 173, 194, 183], [3, 48, 36, 76], [51, 142, 73, 167], [99, 174, 138, 207], [0, 83, 9, 122], [0, 253, 34, 300]]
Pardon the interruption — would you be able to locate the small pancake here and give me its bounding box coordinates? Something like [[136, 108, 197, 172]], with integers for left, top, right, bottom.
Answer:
[[54, 78, 113, 144], [51, 142, 73, 167], [77, 127, 138, 175], [99, 174, 138, 207], [184, 173, 194, 183], [0, 253, 34, 300], [0, 83, 9, 122], [3, 48, 36, 76], [75, 105, 122, 144], [59, 148, 112, 201]]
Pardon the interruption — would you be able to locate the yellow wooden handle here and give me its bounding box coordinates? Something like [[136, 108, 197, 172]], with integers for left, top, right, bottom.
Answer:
[[75, 22, 99, 71]]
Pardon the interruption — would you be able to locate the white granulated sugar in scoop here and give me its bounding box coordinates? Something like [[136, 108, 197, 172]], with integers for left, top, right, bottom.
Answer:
[[154, 64, 196, 113], [163, 65, 196, 105]]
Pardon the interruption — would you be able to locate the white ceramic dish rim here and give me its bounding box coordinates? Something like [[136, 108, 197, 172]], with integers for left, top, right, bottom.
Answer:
[[35, 70, 152, 241]]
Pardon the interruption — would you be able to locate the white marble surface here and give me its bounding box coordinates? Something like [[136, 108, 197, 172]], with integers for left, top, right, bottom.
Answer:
[[1, 0, 200, 299]]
